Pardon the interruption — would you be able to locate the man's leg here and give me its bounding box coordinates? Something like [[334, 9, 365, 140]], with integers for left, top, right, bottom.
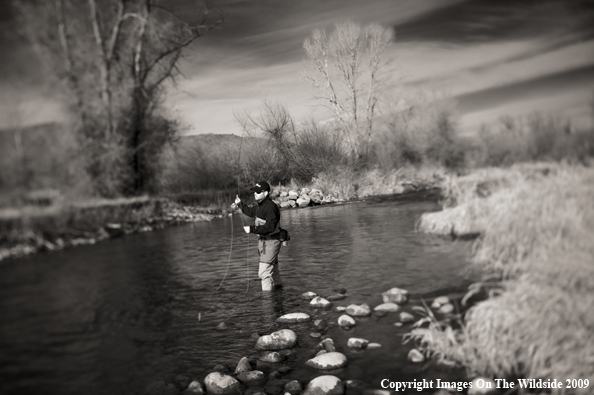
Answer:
[[258, 239, 282, 291], [258, 262, 275, 291]]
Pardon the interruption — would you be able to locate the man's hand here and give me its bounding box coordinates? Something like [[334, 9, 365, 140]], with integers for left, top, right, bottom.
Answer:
[[243, 226, 251, 234], [234, 195, 241, 205]]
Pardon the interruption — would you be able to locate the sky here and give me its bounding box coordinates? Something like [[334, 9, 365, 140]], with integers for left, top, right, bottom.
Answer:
[[1, 0, 594, 135]]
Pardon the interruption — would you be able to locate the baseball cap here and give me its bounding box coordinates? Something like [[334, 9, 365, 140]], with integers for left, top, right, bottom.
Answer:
[[250, 181, 271, 193]]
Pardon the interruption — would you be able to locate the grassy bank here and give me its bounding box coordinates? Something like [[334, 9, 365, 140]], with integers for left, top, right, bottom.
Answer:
[[411, 163, 594, 393]]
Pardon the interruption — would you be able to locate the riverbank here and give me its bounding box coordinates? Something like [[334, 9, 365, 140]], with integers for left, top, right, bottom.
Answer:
[[0, 166, 445, 262], [413, 162, 594, 393], [0, 197, 219, 262]]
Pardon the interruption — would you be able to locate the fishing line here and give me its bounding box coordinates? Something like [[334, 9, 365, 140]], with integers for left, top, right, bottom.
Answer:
[[214, 126, 251, 292]]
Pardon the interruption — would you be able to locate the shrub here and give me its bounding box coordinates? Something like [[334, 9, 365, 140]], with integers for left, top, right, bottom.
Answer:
[[477, 113, 594, 167], [372, 93, 463, 170]]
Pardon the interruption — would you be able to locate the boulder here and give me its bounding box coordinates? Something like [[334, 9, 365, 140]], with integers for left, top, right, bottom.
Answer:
[[285, 380, 303, 395], [373, 303, 400, 313], [310, 297, 332, 308], [234, 357, 252, 374], [431, 296, 450, 309], [303, 375, 344, 395], [322, 195, 335, 204], [347, 338, 369, 349], [437, 303, 455, 314], [309, 189, 324, 205], [259, 352, 283, 363], [399, 312, 415, 323], [407, 349, 425, 363], [305, 352, 348, 370], [313, 319, 327, 331], [237, 370, 267, 386], [309, 332, 322, 338], [345, 304, 371, 317], [289, 200, 296, 208], [301, 292, 317, 300], [337, 315, 356, 327], [316, 350, 327, 356], [183, 381, 205, 395], [288, 191, 299, 200], [270, 189, 280, 198], [381, 288, 409, 305], [301, 187, 311, 195], [276, 313, 311, 323], [296, 195, 311, 207], [317, 338, 336, 352], [204, 372, 241, 395], [280, 191, 288, 198], [280, 201, 291, 209], [255, 329, 297, 350], [335, 306, 346, 313]]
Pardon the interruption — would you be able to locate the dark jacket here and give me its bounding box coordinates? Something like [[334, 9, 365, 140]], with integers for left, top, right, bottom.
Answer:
[[239, 197, 281, 238]]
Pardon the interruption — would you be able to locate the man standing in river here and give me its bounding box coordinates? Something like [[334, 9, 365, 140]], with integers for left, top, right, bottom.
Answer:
[[234, 181, 283, 291]]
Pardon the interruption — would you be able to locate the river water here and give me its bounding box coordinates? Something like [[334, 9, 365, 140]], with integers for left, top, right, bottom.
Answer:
[[0, 192, 475, 395]]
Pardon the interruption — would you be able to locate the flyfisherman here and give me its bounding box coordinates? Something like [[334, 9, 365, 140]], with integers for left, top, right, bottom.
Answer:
[[234, 181, 284, 291]]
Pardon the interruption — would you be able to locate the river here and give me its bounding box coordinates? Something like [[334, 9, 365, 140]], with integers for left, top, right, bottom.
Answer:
[[0, 192, 475, 395]]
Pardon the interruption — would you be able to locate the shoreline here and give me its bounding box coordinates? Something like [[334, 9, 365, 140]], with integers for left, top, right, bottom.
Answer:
[[0, 178, 443, 263]]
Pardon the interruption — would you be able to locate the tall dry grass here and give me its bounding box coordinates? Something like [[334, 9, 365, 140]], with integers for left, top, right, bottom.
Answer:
[[412, 164, 594, 393]]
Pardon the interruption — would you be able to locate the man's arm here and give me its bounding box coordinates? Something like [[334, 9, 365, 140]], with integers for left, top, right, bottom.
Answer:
[[238, 201, 257, 218], [251, 203, 279, 235]]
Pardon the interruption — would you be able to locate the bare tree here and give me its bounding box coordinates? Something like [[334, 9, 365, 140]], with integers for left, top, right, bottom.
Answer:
[[302, 21, 393, 161], [13, 0, 224, 196]]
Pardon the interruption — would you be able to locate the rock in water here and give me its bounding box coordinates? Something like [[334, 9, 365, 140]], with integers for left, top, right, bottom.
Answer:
[[303, 375, 344, 395], [259, 351, 283, 363], [305, 352, 348, 370], [204, 372, 241, 395], [337, 315, 356, 327], [234, 357, 251, 374], [381, 288, 409, 305], [367, 343, 382, 350], [236, 370, 266, 386], [183, 381, 204, 395], [317, 338, 336, 352], [326, 294, 346, 301], [373, 303, 400, 313], [399, 312, 415, 323], [437, 303, 455, 314], [431, 296, 450, 309], [345, 304, 371, 317], [310, 296, 332, 308], [347, 338, 369, 349], [407, 349, 425, 363], [285, 380, 303, 395], [276, 312, 311, 323], [301, 291, 318, 300], [313, 319, 327, 331], [255, 329, 297, 350]]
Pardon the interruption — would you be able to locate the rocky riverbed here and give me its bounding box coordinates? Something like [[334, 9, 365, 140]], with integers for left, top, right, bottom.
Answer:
[[144, 285, 499, 395]]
